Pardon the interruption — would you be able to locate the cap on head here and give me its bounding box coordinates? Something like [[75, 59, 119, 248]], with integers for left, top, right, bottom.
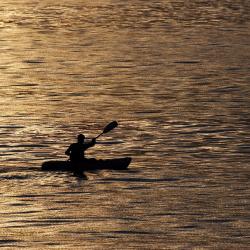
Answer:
[[77, 134, 85, 142]]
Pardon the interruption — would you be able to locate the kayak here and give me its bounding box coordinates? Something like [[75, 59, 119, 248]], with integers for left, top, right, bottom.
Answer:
[[41, 157, 132, 171]]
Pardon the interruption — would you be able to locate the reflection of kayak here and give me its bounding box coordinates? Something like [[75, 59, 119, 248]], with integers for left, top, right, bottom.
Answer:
[[41, 157, 132, 171]]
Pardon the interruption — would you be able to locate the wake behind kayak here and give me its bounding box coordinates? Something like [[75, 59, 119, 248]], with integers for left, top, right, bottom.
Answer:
[[41, 157, 132, 172]]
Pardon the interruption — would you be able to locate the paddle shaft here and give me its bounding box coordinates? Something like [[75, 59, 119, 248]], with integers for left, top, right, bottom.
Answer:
[[95, 132, 104, 140], [94, 121, 118, 140]]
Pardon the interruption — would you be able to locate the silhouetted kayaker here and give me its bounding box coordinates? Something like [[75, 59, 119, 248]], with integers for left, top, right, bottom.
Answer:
[[65, 134, 96, 164]]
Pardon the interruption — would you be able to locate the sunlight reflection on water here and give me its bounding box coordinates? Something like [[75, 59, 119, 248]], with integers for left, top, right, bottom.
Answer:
[[0, 0, 249, 249]]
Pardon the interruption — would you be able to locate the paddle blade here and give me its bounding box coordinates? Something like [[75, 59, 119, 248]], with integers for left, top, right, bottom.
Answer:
[[103, 121, 118, 134]]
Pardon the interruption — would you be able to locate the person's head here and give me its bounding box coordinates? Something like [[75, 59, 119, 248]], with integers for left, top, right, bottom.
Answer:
[[77, 134, 85, 143]]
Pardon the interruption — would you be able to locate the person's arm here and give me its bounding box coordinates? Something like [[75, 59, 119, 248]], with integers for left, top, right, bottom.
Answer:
[[86, 138, 96, 149], [65, 145, 72, 156]]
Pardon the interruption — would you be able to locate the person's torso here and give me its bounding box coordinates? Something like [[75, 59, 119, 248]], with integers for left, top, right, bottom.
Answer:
[[70, 143, 89, 160]]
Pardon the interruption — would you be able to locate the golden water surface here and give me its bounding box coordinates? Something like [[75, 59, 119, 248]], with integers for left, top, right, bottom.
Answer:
[[0, 0, 249, 249]]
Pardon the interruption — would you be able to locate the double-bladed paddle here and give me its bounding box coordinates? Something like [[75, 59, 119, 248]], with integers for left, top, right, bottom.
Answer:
[[95, 121, 118, 140]]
